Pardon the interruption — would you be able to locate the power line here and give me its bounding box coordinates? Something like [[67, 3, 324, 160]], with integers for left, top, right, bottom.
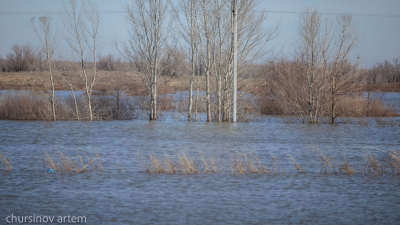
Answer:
[[0, 10, 400, 17]]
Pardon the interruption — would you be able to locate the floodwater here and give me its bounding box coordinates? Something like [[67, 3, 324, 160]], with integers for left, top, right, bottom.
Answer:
[[0, 119, 400, 224]]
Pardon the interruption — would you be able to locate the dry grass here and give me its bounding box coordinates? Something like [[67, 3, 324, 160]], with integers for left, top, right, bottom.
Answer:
[[270, 155, 286, 174], [364, 153, 386, 175], [229, 152, 269, 174], [2, 148, 399, 176], [136, 150, 400, 176], [386, 151, 400, 175], [340, 159, 357, 175], [139, 151, 269, 175], [289, 155, 306, 173], [178, 153, 199, 174], [313, 148, 338, 174], [39, 150, 104, 173], [0, 151, 13, 172]]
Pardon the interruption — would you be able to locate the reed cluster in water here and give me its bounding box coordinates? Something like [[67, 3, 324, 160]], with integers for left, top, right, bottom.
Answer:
[[35, 150, 104, 173], [0, 151, 12, 172], [1, 149, 399, 176], [137, 150, 400, 176]]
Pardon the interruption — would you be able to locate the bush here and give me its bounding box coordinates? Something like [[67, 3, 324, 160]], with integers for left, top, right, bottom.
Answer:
[[5, 44, 39, 72]]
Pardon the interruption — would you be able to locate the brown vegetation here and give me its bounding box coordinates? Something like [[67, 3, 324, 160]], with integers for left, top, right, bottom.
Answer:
[[0, 91, 71, 120], [2, 148, 399, 175], [0, 151, 13, 172], [37, 150, 104, 173], [0, 70, 190, 94], [255, 62, 399, 119], [0, 90, 143, 120], [136, 150, 400, 176], [4, 44, 40, 72]]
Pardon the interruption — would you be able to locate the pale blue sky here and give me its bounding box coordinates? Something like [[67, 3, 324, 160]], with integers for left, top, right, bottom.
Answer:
[[0, 0, 399, 67]]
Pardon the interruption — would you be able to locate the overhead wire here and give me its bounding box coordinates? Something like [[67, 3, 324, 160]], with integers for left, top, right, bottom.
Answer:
[[0, 10, 399, 17]]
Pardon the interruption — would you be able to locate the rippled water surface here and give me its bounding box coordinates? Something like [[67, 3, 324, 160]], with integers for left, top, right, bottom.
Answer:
[[1, 119, 400, 224]]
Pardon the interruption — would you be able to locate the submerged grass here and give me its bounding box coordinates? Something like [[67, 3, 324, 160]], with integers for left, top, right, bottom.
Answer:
[[137, 149, 400, 176], [289, 155, 306, 173], [0, 151, 13, 172], [39, 150, 104, 173], [2, 148, 399, 176]]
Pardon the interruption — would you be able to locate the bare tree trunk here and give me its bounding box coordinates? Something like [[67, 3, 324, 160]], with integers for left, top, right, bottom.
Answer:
[[49, 59, 56, 121], [64, 0, 99, 121], [217, 72, 221, 122], [366, 83, 370, 117], [117, 90, 120, 120], [199, 0, 212, 122], [188, 0, 195, 122], [329, 15, 360, 124], [195, 85, 199, 121], [70, 85, 79, 120], [30, 16, 56, 121], [330, 77, 336, 124]]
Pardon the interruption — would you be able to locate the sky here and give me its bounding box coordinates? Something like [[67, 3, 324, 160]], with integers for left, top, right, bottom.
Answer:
[[0, 0, 399, 68]]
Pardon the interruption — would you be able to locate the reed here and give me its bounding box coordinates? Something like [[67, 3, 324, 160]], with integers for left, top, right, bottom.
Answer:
[[3, 148, 400, 176], [95, 151, 104, 172], [164, 153, 176, 174], [199, 151, 211, 174], [250, 152, 269, 174], [340, 159, 357, 175], [0, 151, 13, 172], [229, 152, 269, 174], [270, 155, 285, 174], [147, 153, 165, 173], [313, 148, 338, 174], [40, 150, 104, 173], [289, 155, 306, 173], [386, 151, 400, 175], [178, 153, 199, 174], [364, 153, 386, 175]]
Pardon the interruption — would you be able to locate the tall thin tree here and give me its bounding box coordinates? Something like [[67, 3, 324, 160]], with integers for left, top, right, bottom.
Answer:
[[30, 16, 56, 121]]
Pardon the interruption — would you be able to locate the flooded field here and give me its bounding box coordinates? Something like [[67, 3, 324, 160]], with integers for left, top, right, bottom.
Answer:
[[0, 119, 399, 224]]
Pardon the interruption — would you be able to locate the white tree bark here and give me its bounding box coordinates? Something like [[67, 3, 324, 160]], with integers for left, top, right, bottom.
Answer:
[[30, 16, 56, 121]]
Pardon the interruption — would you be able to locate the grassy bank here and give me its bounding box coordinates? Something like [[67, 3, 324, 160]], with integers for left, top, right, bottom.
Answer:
[[0, 71, 191, 94]]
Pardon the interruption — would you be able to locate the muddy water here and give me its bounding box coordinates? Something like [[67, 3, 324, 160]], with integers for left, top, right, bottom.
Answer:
[[0, 120, 399, 224]]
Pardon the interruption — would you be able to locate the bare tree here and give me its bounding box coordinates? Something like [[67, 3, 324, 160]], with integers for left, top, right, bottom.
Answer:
[[30, 16, 57, 121], [55, 51, 81, 120], [329, 14, 361, 123], [63, 0, 100, 121], [121, 0, 173, 120], [191, 0, 278, 122], [171, 0, 198, 122], [261, 8, 360, 124], [295, 8, 333, 123], [223, 0, 278, 121], [198, 0, 214, 122]]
